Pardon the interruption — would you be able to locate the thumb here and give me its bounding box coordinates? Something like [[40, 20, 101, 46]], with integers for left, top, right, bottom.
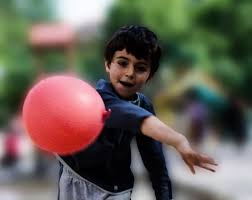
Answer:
[[183, 157, 196, 174]]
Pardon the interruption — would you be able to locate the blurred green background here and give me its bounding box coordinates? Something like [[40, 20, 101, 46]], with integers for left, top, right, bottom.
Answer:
[[1, 0, 252, 127]]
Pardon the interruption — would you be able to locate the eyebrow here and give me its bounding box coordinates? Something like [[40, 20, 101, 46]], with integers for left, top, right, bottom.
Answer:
[[116, 56, 129, 60], [116, 56, 148, 66]]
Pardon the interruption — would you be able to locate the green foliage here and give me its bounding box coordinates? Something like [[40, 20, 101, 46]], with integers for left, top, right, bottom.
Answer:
[[1, 0, 252, 128], [76, 42, 106, 81], [0, 0, 56, 127]]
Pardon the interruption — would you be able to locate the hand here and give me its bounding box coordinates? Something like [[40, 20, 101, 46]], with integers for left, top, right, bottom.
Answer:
[[175, 138, 218, 174]]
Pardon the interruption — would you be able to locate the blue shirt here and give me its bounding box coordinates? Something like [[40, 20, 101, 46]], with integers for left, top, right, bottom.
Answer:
[[59, 79, 173, 199]]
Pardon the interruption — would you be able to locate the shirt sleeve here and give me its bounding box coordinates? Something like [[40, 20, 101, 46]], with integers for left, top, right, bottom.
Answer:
[[136, 100, 173, 200], [97, 90, 153, 131], [136, 133, 173, 200]]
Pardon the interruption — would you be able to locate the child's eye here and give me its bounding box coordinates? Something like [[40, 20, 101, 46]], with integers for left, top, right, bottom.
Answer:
[[136, 66, 147, 73], [118, 61, 128, 67]]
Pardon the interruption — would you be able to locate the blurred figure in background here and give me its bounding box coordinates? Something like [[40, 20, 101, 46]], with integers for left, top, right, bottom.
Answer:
[[221, 94, 248, 147], [1, 126, 20, 168], [183, 89, 209, 147]]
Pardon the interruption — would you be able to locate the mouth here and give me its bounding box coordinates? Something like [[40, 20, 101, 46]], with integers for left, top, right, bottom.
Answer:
[[119, 81, 135, 88]]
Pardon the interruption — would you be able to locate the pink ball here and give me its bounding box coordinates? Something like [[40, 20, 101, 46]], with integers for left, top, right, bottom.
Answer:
[[22, 75, 108, 155]]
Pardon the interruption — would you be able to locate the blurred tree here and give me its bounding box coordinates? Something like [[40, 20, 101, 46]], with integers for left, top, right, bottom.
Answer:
[[2, 0, 251, 129], [0, 0, 56, 127]]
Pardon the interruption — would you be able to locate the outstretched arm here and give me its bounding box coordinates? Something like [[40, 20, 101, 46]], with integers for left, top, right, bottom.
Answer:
[[141, 115, 217, 174]]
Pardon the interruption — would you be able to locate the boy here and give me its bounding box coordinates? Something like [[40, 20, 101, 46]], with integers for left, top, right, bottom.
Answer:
[[57, 25, 217, 200]]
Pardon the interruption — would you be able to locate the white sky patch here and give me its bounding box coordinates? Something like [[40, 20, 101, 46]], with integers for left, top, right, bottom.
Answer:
[[57, 0, 114, 27]]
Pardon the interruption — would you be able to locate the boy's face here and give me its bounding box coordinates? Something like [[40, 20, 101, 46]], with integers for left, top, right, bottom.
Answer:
[[105, 49, 151, 99]]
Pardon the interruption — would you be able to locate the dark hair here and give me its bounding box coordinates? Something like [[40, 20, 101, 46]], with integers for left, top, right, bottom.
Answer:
[[104, 25, 161, 79]]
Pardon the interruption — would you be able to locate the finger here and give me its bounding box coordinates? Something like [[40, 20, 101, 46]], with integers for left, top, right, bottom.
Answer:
[[198, 154, 218, 165], [184, 158, 196, 174], [188, 163, 196, 174], [198, 163, 216, 172]]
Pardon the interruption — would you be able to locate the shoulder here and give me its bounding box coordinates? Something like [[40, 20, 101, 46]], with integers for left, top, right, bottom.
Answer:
[[95, 79, 118, 99], [96, 79, 112, 93], [138, 93, 155, 114]]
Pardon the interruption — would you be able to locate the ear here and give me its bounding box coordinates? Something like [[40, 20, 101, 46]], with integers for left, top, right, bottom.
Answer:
[[146, 74, 152, 82], [105, 61, 110, 73]]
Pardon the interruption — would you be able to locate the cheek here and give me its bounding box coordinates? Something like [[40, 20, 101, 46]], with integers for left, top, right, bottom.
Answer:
[[137, 73, 149, 83], [111, 67, 123, 78], [135, 76, 148, 88]]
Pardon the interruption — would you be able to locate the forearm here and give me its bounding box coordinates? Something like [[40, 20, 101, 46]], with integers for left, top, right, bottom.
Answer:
[[141, 116, 217, 174], [141, 115, 187, 149]]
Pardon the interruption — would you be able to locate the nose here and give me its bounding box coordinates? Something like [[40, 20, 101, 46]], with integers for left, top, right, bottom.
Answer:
[[125, 65, 134, 78]]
